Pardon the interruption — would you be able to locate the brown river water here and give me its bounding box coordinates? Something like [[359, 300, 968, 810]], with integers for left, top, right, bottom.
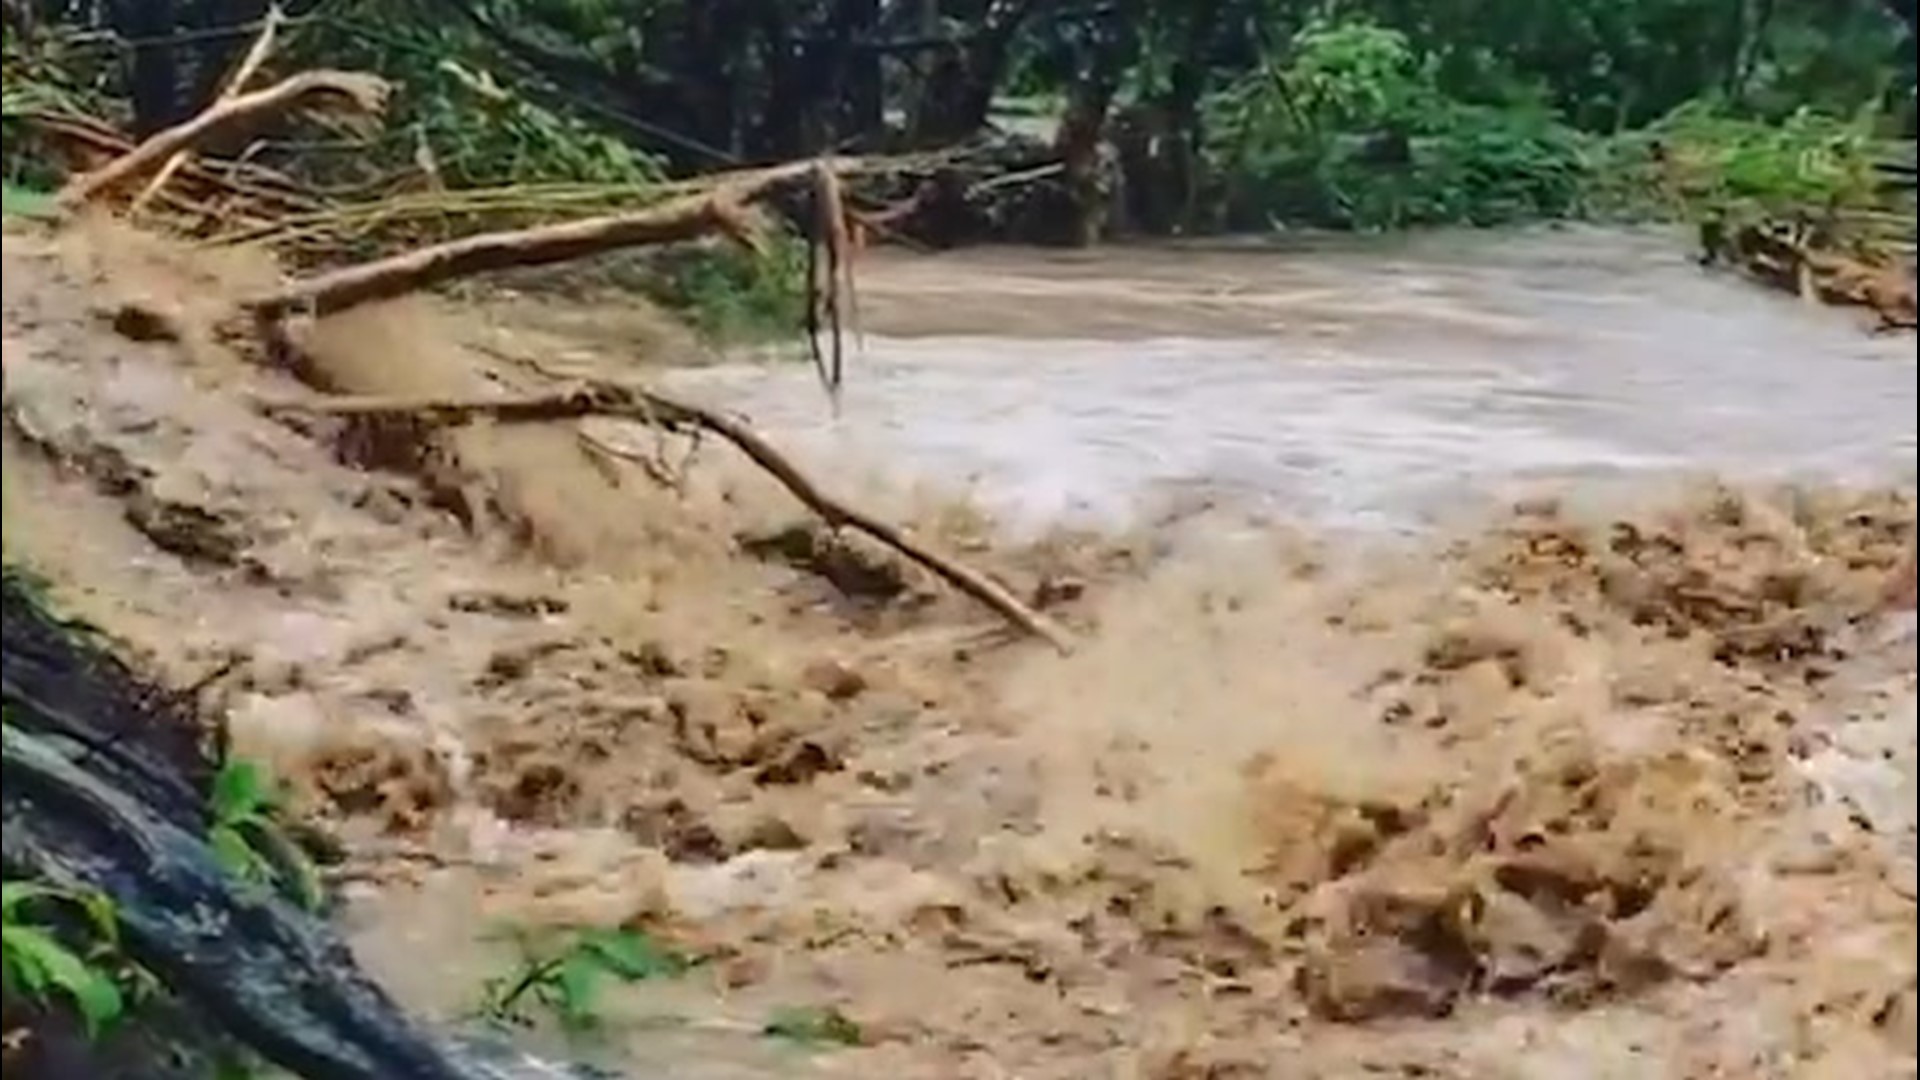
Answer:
[[3, 220, 1915, 1079], [669, 225, 1917, 533]]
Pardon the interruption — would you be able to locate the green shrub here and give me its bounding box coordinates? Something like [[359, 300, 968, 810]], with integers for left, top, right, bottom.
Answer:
[[1, 881, 127, 1038], [639, 235, 810, 347], [1208, 17, 1597, 230]]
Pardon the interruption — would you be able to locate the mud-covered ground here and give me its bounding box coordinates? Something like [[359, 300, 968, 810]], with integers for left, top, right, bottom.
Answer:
[[1, 219, 1915, 1078]]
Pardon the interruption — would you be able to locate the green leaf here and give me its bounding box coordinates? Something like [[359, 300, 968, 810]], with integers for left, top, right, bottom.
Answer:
[[553, 953, 603, 1032], [4, 930, 51, 995], [5, 925, 123, 1036], [1, 881, 59, 920], [577, 928, 685, 981], [211, 824, 274, 884], [212, 760, 273, 822], [77, 890, 121, 948], [0, 183, 57, 221]]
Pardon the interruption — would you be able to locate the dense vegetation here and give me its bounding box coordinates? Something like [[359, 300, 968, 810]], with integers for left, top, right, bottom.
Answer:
[[5, 0, 1913, 238]]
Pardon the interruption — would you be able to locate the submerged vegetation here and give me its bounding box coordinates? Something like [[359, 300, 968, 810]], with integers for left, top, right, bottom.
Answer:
[[479, 924, 691, 1036]]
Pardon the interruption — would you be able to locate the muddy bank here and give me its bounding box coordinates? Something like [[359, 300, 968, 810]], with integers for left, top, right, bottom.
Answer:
[[1, 221, 1915, 1078]]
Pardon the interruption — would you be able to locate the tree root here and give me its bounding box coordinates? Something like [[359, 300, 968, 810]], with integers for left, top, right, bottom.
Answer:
[[58, 71, 391, 210], [259, 382, 1078, 654]]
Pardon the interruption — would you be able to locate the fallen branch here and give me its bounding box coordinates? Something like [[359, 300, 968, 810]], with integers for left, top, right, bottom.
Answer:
[[131, 3, 287, 214], [239, 192, 722, 318], [240, 179, 784, 321], [260, 383, 1076, 653], [58, 70, 390, 210], [27, 111, 324, 215]]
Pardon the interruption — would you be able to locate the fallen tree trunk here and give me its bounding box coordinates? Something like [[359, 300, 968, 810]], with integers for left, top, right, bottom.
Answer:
[[259, 382, 1077, 654], [58, 70, 390, 210], [0, 576, 596, 1079], [241, 188, 764, 321], [235, 157, 859, 322]]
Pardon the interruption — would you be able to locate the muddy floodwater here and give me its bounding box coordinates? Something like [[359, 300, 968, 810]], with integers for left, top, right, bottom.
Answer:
[[670, 225, 1917, 531], [5, 220, 1916, 1080]]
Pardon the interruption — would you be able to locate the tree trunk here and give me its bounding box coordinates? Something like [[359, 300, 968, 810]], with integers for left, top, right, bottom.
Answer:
[[111, 0, 181, 136], [1164, 0, 1221, 232], [1055, 10, 1138, 247], [844, 0, 886, 145], [910, 0, 1052, 145]]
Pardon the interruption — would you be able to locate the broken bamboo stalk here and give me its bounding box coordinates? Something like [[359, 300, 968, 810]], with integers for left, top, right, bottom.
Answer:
[[260, 383, 1077, 654], [59, 70, 390, 210]]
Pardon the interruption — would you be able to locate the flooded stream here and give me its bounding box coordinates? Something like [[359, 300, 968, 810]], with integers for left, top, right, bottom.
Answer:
[[670, 226, 1917, 533], [5, 217, 1916, 1079]]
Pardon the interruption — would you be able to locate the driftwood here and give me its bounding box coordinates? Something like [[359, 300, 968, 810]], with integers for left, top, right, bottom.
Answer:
[[260, 382, 1077, 654], [58, 70, 391, 210], [1703, 218, 1917, 330], [0, 576, 597, 1079]]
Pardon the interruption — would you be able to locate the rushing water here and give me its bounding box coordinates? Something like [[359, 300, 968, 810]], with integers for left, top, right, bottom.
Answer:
[[666, 226, 1917, 534]]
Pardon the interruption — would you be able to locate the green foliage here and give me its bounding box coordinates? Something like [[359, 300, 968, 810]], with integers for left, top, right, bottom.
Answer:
[[1336, 0, 1908, 132], [286, 3, 664, 189], [9, 0, 1911, 251], [208, 759, 322, 911], [1285, 18, 1431, 133], [0, 881, 126, 1038], [762, 1004, 863, 1047], [1650, 102, 1883, 220], [1339, 105, 1593, 227], [1210, 17, 1597, 229], [1, 181, 57, 220], [1198, 10, 1901, 233], [413, 57, 663, 187], [1577, 99, 1893, 232], [481, 925, 691, 1035], [640, 236, 810, 347], [3, 19, 119, 188]]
